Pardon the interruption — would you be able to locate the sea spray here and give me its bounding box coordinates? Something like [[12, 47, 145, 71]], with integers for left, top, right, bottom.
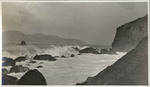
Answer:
[[2, 45, 88, 59]]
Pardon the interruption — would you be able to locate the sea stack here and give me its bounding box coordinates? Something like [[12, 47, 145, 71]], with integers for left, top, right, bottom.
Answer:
[[21, 40, 26, 45]]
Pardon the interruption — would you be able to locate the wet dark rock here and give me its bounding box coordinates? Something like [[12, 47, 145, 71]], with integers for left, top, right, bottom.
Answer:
[[61, 55, 66, 58], [77, 36, 148, 85], [100, 49, 109, 54], [54, 56, 60, 58], [2, 75, 18, 85], [26, 64, 30, 66], [72, 47, 79, 51], [30, 61, 37, 63], [2, 68, 9, 75], [36, 65, 43, 68], [33, 54, 56, 61], [70, 54, 75, 57], [21, 40, 26, 45], [39, 62, 44, 64], [10, 65, 30, 73], [17, 69, 47, 85], [79, 47, 99, 54], [15, 55, 27, 62], [77, 53, 82, 55], [111, 15, 148, 53], [2, 57, 15, 66], [108, 48, 117, 54]]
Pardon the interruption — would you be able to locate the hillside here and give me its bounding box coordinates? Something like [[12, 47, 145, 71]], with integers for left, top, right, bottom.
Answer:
[[2, 30, 85, 45]]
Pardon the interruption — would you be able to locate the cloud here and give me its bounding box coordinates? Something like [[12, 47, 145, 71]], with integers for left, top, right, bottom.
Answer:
[[2, 2, 148, 45], [2, 2, 36, 30]]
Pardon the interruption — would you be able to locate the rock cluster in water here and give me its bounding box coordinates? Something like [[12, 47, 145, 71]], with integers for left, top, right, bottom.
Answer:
[[100, 49, 109, 54], [79, 47, 99, 54]]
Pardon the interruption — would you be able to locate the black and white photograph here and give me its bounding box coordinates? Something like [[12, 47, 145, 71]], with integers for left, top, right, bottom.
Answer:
[[1, 0, 149, 85]]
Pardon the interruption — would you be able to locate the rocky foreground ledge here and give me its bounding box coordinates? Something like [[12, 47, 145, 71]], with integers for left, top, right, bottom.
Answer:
[[77, 36, 148, 85], [2, 69, 47, 85]]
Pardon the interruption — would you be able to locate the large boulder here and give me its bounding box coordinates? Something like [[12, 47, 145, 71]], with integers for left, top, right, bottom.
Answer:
[[2, 57, 15, 66], [111, 15, 148, 53], [77, 36, 148, 85], [15, 55, 27, 62], [79, 47, 99, 54], [100, 49, 109, 54], [33, 54, 56, 61], [10, 65, 30, 73], [17, 69, 47, 85], [2, 75, 18, 85]]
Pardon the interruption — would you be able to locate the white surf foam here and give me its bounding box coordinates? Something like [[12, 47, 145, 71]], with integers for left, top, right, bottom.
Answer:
[[7, 52, 126, 85]]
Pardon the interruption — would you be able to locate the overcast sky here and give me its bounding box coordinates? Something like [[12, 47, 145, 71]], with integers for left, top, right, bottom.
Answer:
[[1, 0, 148, 1], [2, 2, 147, 45]]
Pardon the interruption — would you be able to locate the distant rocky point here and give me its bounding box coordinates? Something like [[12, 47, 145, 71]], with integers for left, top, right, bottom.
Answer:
[[111, 15, 147, 53]]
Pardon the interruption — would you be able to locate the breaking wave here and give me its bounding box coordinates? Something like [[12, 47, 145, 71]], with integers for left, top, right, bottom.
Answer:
[[2, 45, 88, 59]]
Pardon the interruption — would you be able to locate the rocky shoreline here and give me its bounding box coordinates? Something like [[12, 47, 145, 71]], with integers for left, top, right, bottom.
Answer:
[[2, 15, 148, 85], [77, 15, 148, 85]]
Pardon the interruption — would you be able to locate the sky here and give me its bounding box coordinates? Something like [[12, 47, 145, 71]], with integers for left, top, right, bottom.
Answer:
[[1, 0, 148, 1], [2, 2, 148, 45]]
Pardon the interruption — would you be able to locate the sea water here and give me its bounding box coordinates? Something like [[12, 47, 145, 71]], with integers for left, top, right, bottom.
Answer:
[[2, 44, 126, 85]]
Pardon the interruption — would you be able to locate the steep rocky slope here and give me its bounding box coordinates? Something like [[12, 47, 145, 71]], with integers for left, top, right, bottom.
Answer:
[[77, 36, 148, 85], [111, 15, 147, 52]]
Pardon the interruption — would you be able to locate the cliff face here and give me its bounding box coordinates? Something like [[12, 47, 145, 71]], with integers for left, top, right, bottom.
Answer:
[[111, 15, 148, 52], [78, 36, 148, 85]]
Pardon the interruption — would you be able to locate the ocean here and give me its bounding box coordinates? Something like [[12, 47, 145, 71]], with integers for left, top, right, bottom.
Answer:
[[2, 44, 126, 85]]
